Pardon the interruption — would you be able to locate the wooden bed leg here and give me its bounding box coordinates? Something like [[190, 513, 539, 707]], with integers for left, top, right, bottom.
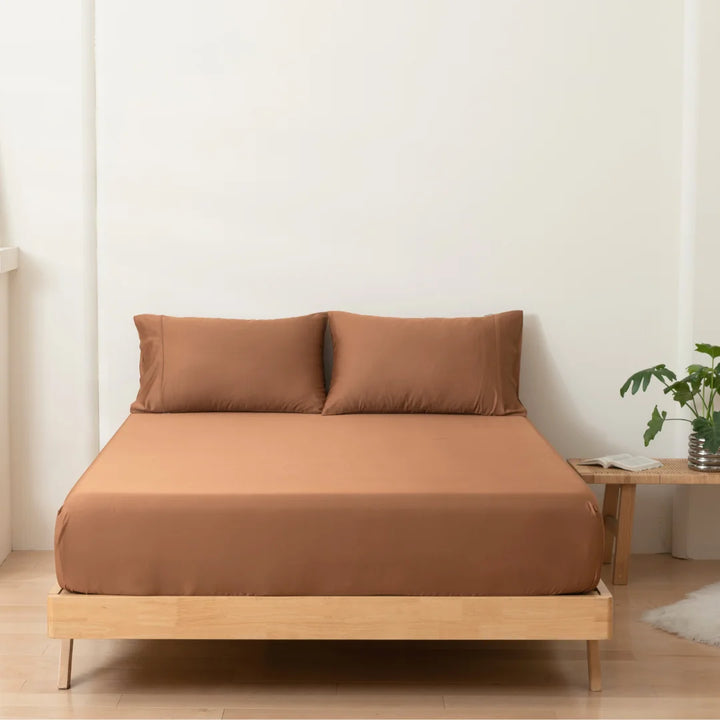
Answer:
[[586, 640, 601, 691], [58, 639, 73, 690]]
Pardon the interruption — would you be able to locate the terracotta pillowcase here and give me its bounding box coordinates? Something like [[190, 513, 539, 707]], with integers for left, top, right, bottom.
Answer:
[[131, 313, 327, 414], [323, 310, 526, 416]]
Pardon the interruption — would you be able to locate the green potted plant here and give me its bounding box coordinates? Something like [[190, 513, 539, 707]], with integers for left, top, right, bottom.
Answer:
[[620, 343, 720, 472]]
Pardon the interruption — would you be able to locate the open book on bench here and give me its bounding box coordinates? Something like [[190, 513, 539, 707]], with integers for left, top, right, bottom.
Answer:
[[577, 454, 663, 472]]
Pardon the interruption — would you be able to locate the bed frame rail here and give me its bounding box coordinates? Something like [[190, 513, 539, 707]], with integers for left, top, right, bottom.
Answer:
[[48, 581, 611, 691]]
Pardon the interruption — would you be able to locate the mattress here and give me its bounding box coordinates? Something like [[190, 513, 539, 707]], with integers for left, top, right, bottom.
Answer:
[[55, 413, 603, 597]]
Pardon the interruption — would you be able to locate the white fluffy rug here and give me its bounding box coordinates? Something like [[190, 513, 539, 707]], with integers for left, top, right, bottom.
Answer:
[[642, 582, 720, 648]]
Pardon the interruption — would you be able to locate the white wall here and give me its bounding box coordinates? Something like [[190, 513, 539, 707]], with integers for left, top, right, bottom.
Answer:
[[4, 0, 714, 554], [0, 250, 18, 562], [95, 0, 683, 553], [0, 269, 9, 561], [0, 1, 97, 551], [694, 7, 720, 351], [673, 0, 720, 559]]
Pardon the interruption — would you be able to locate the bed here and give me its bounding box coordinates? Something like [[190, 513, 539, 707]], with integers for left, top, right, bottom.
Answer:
[[49, 412, 611, 690]]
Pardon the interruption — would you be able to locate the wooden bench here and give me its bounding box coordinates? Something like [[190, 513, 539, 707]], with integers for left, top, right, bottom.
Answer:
[[568, 458, 719, 584]]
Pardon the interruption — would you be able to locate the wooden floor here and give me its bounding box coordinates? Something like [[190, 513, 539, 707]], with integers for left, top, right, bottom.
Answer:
[[1, 553, 720, 719]]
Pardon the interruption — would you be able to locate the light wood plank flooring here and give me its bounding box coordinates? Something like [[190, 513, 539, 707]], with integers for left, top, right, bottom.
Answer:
[[1, 552, 720, 719]]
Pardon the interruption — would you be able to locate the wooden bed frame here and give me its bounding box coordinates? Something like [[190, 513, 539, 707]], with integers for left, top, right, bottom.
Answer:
[[48, 581, 612, 691]]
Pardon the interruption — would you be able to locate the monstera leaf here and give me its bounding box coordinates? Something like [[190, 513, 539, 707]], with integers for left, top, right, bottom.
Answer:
[[663, 379, 696, 407], [695, 343, 720, 360], [620, 365, 677, 397], [682, 365, 713, 394], [692, 412, 720, 454], [622, 346, 720, 449], [643, 406, 667, 446]]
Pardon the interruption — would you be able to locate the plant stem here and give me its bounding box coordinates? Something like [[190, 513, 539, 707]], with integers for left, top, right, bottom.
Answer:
[[709, 355, 717, 419], [690, 399, 701, 418]]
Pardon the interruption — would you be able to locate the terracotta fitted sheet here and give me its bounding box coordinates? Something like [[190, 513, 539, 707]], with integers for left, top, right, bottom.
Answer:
[[55, 413, 603, 597]]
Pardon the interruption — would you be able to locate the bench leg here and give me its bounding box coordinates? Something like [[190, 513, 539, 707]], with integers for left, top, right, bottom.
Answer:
[[587, 640, 601, 691], [613, 484, 636, 585], [602, 484, 620, 563], [58, 639, 73, 690]]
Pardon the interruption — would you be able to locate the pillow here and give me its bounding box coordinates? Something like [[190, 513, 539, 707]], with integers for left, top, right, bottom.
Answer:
[[323, 310, 525, 416], [131, 313, 327, 413]]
